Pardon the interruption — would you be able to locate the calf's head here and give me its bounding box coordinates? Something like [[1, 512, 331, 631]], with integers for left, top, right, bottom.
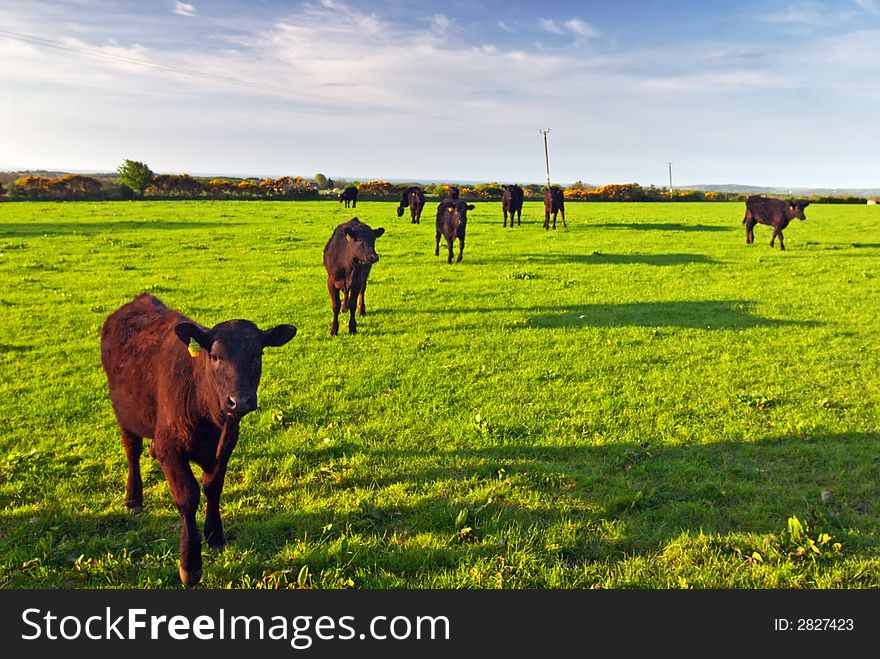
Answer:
[[789, 200, 810, 221], [343, 219, 385, 264], [443, 202, 475, 232], [174, 320, 297, 418]]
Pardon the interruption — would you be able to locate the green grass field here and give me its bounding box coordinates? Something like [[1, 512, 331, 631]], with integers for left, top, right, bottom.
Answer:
[[1, 199, 878, 588]]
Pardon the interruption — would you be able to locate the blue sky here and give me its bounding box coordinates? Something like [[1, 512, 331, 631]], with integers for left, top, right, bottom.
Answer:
[[0, 0, 878, 187]]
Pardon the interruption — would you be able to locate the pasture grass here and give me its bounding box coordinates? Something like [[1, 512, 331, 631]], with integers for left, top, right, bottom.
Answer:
[[0, 199, 878, 588]]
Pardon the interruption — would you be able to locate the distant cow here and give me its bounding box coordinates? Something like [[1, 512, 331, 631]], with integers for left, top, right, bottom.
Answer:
[[743, 195, 810, 251], [323, 217, 385, 335], [445, 185, 461, 200], [100, 294, 296, 587], [543, 185, 566, 229], [396, 186, 426, 224], [435, 199, 475, 263], [502, 184, 524, 227], [338, 186, 358, 208]]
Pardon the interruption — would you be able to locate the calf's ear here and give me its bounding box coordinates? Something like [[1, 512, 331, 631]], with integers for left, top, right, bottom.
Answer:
[[262, 324, 297, 347], [373, 227, 385, 238], [467, 204, 475, 210], [174, 322, 212, 350]]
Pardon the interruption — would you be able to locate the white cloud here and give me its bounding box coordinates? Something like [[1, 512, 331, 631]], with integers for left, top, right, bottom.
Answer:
[[430, 14, 451, 31], [540, 19, 564, 35], [762, 2, 825, 24], [173, 2, 196, 18], [853, 0, 877, 13], [564, 18, 599, 38]]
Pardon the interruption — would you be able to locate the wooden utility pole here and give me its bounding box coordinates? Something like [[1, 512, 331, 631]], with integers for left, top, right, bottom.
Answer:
[[539, 129, 551, 186]]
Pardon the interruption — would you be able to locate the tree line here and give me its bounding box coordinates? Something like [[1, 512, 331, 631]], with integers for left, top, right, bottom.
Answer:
[[0, 160, 871, 204]]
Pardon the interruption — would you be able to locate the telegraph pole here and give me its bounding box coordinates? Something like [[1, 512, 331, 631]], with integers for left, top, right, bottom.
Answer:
[[667, 161, 674, 198], [539, 129, 551, 186]]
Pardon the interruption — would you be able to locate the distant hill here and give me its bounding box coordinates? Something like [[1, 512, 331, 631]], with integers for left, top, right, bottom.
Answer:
[[684, 183, 880, 197]]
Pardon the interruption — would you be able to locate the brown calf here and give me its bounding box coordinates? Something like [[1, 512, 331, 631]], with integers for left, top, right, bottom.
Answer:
[[100, 294, 296, 587], [502, 184, 524, 227], [396, 186, 425, 223], [323, 218, 385, 335], [435, 199, 474, 263], [543, 185, 566, 229], [743, 195, 810, 251]]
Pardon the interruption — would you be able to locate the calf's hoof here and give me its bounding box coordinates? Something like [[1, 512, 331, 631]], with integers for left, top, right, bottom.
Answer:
[[179, 565, 202, 588], [126, 503, 143, 515], [205, 528, 226, 549]]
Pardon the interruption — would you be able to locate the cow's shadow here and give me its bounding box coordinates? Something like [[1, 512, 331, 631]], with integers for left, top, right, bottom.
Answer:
[[401, 300, 814, 331], [589, 222, 733, 232], [0, 221, 238, 238], [521, 252, 721, 267], [522, 300, 814, 330]]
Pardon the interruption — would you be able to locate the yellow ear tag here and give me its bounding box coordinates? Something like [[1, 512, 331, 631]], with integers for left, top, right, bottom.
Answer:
[[187, 339, 201, 357]]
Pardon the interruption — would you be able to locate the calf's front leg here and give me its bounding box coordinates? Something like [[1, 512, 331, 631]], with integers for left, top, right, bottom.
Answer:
[[328, 282, 341, 336], [202, 422, 240, 549], [158, 452, 202, 587]]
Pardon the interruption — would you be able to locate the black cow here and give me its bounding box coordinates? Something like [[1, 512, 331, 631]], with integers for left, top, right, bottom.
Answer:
[[323, 218, 385, 335], [338, 186, 358, 208], [543, 185, 566, 229], [743, 195, 810, 251], [100, 294, 296, 587], [502, 184, 524, 227], [445, 185, 460, 200], [396, 186, 426, 224], [435, 199, 474, 264]]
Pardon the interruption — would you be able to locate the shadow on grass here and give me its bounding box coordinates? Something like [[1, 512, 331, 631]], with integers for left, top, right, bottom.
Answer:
[[524, 300, 813, 330], [331, 431, 880, 549], [590, 222, 733, 232], [0, 221, 238, 237], [2, 432, 878, 586], [522, 252, 721, 266], [400, 300, 816, 330]]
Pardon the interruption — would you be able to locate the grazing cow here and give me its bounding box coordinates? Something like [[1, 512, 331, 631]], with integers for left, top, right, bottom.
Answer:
[[543, 185, 566, 230], [396, 186, 426, 224], [323, 218, 385, 335], [338, 186, 358, 208], [743, 195, 810, 251], [435, 199, 475, 264], [100, 294, 296, 587], [445, 185, 461, 200], [501, 184, 524, 227]]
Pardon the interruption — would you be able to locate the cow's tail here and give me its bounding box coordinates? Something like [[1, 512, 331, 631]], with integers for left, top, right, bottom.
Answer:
[[742, 209, 750, 224]]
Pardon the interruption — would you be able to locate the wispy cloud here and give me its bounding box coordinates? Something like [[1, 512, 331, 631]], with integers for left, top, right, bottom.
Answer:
[[541, 17, 599, 41], [762, 2, 826, 24], [564, 18, 599, 38], [430, 13, 451, 31], [540, 19, 565, 35], [173, 2, 196, 18]]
